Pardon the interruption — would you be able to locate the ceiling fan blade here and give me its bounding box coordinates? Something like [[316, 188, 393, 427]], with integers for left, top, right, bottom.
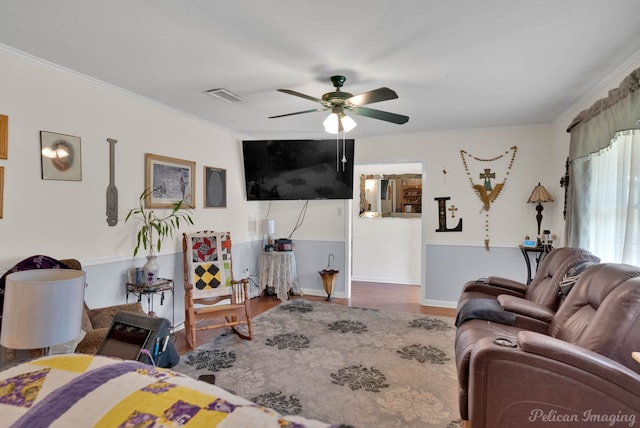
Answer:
[[348, 87, 398, 106], [269, 107, 329, 119], [348, 106, 409, 124], [277, 89, 327, 105]]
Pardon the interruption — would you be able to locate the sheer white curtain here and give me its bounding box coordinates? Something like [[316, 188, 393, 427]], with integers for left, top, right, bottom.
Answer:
[[566, 67, 640, 263], [571, 130, 640, 263]]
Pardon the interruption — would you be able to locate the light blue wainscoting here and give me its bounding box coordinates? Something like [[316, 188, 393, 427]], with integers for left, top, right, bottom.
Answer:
[[218, 238, 347, 299], [424, 244, 527, 308]]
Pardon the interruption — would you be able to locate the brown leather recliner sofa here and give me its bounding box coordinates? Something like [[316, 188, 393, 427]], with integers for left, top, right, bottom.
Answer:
[[455, 262, 640, 427], [456, 247, 600, 333], [457, 247, 600, 312]]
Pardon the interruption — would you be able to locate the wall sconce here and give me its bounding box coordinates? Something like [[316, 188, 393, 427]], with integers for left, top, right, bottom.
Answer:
[[527, 182, 554, 246]]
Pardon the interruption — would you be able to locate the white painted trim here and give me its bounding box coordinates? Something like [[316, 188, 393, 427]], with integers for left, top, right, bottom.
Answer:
[[299, 288, 346, 299], [426, 241, 522, 248], [351, 276, 420, 285], [75, 251, 182, 267], [421, 299, 457, 309], [344, 199, 352, 299]]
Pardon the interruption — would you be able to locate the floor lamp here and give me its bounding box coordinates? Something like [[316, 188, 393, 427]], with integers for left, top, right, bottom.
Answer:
[[1, 269, 86, 361], [527, 182, 554, 247]]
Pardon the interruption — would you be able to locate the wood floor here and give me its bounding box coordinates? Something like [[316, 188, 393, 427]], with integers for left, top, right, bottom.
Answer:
[[173, 281, 455, 355]]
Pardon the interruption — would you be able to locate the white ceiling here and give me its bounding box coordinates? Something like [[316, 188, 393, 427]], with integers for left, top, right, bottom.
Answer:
[[2, 1, 640, 140]]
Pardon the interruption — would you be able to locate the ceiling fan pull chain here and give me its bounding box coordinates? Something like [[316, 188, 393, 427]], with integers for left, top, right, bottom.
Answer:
[[342, 132, 347, 171], [336, 132, 340, 171]]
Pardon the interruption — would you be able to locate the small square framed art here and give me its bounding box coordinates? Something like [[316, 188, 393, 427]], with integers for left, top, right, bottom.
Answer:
[[40, 131, 82, 181]]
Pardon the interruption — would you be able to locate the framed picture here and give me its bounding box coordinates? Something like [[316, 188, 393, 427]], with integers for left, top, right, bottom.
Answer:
[[40, 131, 82, 181], [0, 114, 7, 160], [0, 166, 3, 219], [145, 153, 195, 208], [204, 166, 226, 208]]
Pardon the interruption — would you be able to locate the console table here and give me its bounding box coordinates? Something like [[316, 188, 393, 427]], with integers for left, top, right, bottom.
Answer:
[[519, 245, 553, 285], [125, 278, 175, 331], [258, 251, 302, 301]]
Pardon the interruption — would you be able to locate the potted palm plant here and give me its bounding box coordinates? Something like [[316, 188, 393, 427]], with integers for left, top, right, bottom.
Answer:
[[125, 188, 194, 285]]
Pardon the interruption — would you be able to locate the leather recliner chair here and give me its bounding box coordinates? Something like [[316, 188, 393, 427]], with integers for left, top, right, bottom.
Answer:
[[456, 247, 600, 332], [457, 247, 599, 314], [455, 263, 640, 427]]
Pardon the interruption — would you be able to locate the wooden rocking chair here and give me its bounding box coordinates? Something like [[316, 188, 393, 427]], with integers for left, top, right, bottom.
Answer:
[[182, 231, 252, 350]]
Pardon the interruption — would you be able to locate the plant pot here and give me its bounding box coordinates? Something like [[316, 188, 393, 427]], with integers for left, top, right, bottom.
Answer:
[[143, 255, 159, 286]]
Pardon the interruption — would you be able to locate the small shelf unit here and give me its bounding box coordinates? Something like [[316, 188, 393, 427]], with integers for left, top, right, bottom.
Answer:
[[402, 185, 422, 213]]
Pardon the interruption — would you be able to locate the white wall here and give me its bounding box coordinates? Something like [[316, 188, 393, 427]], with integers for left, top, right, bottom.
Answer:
[[356, 126, 558, 246], [353, 125, 558, 306], [0, 48, 348, 320], [0, 48, 255, 267]]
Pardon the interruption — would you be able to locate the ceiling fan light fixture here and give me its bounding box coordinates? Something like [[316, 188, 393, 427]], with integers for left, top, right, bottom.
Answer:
[[323, 113, 357, 134], [341, 115, 357, 132]]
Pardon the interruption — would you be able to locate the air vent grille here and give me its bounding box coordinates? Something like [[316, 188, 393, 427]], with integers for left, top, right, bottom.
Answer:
[[204, 88, 245, 103]]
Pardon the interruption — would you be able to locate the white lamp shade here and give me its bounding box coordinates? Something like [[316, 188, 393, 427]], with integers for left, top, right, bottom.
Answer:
[[341, 115, 357, 132], [1, 269, 86, 349], [323, 113, 357, 134], [264, 218, 276, 235]]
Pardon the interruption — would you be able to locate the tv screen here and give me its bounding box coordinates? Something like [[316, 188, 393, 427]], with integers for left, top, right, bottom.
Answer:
[[242, 139, 354, 200]]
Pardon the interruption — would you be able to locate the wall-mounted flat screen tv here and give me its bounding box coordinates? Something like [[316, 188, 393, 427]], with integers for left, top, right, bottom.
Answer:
[[242, 139, 355, 201]]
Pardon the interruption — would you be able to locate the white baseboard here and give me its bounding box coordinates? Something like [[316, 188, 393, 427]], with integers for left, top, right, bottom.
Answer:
[[351, 275, 420, 285], [299, 288, 347, 299], [421, 299, 457, 309]]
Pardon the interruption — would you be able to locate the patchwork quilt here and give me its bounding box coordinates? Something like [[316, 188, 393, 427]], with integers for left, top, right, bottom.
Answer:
[[0, 354, 330, 427], [185, 231, 234, 300]]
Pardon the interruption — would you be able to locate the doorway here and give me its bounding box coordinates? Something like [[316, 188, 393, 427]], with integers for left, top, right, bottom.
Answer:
[[348, 162, 423, 299]]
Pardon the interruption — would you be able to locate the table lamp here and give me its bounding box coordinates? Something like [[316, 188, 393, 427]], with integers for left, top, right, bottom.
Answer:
[[264, 218, 276, 250], [1, 269, 86, 355], [527, 182, 554, 247]]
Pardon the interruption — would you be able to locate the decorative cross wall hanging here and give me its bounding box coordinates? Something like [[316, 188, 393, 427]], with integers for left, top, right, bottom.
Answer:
[[460, 146, 517, 250]]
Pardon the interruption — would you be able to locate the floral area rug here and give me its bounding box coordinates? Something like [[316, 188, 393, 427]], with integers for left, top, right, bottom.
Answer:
[[172, 299, 462, 428]]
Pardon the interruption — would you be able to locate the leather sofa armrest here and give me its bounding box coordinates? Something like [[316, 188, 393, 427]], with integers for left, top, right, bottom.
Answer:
[[467, 333, 640, 427], [497, 295, 555, 323], [462, 282, 526, 298], [517, 331, 640, 387], [486, 276, 528, 293]]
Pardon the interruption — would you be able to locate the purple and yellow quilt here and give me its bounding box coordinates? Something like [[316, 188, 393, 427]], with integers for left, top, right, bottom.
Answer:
[[0, 354, 330, 427]]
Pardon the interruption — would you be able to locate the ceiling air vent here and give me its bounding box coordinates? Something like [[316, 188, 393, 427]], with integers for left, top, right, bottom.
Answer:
[[204, 88, 245, 104]]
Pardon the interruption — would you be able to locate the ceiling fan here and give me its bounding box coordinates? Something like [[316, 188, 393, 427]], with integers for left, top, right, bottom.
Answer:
[[269, 75, 409, 132]]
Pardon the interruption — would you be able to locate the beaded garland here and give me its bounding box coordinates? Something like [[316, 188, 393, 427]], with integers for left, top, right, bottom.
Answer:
[[459, 146, 518, 250]]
